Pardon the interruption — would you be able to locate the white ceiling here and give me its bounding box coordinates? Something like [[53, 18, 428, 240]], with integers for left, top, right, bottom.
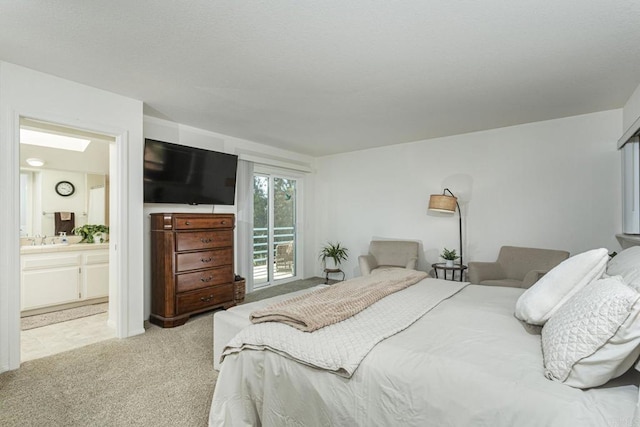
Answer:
[[19, 119, 112, 175], [1, 1, 639, 157]]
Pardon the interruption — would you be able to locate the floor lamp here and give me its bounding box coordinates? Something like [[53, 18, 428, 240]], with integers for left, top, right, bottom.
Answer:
[[428, 188, 463, 266]]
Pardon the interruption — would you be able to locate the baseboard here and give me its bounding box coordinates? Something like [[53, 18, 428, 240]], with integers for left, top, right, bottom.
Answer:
[[22, 297, 109, 317]]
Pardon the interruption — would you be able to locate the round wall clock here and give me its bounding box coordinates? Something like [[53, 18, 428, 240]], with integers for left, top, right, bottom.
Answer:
[[55, 180, 75, 197]]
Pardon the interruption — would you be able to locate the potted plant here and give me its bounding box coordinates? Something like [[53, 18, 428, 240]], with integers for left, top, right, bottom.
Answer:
[[319, 242, 348, 270], [441, 248, 459, 267], [73, 224, 110, 244]]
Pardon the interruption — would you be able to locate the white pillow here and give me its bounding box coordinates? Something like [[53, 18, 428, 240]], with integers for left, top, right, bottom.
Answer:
[[542, 276, 640, 388], [514, 248, 608, 325], [607, 246, 640, 292]]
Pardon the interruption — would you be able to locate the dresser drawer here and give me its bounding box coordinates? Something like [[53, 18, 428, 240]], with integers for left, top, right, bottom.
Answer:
[[175, 248, 233, 273], [176, 283, 234, 315], [176, 265, 233, 293], [174, 215, 234, 230], [175, 230, 233, 252]]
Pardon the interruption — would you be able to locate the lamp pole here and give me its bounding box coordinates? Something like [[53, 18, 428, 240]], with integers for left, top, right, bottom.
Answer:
[[443, 188, 463, 266]]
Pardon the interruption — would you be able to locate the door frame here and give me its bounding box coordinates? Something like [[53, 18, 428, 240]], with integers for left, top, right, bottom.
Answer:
[[252, 165, 304, 289], [0, 109, 137, 371]]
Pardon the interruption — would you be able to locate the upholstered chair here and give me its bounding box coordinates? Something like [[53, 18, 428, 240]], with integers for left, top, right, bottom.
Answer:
[[359, 240, 419, 275], [468, 246, 570, 288], [275, 241, 294, 272]]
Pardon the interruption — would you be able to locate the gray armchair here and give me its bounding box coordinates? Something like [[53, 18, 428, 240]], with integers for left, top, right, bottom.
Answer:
[[359, 240, 419, 275], [468, 246, 570, 288]]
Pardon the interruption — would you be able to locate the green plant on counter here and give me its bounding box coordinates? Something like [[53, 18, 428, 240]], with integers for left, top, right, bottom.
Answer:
[[319, 242, 349, 266], [441, 248, 459, 261], [73, 224, 109, 243]]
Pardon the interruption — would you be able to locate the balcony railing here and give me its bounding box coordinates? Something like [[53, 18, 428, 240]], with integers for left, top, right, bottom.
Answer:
[[253, 226, 295, 284]]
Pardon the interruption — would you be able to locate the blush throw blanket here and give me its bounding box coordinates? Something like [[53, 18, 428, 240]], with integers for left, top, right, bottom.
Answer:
[[224, 278, 467, 377], [250, 269, 428, 332]]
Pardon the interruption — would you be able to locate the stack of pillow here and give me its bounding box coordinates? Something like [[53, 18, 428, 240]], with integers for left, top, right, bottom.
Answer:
[[514, 247, 640, 389]]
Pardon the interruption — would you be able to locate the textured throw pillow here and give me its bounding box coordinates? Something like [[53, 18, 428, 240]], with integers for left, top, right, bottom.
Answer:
[[607, 246, 640, 292], [514, 248, 608, 325], [542, 276, 640, 388]]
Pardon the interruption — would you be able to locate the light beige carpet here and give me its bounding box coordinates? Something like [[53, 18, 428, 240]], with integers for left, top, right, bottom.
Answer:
[[21, 302, 109, 331], [0, 277, 327, 427], [242, 276, 334, 304]]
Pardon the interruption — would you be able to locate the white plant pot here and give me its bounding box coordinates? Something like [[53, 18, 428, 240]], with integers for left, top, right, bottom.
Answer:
[[445, 260, 454, 267], [325, 258, 337, 270]]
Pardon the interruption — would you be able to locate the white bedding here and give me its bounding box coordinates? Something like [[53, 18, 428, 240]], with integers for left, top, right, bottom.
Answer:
[[223, 279, 465, 377], [212, 285, 328, 370], [209, 281, 639, 427]]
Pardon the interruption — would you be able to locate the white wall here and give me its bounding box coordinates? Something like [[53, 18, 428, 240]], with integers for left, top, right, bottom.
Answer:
[[623, 83, 640, 136], [142, 116, 314, 319], [0, 62, 144, 372], [310, 110, 623, 279]]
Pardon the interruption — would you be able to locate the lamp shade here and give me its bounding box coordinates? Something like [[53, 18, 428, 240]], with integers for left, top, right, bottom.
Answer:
[[428, 194, 457, 213]]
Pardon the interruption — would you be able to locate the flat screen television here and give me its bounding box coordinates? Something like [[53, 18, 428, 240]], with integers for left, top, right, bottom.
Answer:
[[143, 139, 238, 205]]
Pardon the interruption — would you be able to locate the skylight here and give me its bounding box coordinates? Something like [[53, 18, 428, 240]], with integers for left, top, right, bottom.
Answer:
[[20, 129, 91, 152]]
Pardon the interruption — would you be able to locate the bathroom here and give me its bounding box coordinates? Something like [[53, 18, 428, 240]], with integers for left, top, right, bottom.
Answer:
[[19, 118, 115, 361]]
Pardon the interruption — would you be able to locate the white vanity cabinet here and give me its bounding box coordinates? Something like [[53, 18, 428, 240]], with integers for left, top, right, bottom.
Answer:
[[21, 246, 109, 312], [21, 253, 81, 310], [82, 250, 109, 299]]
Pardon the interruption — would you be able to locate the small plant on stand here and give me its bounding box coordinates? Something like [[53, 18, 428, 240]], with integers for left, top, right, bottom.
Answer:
[[441, 248, 459, 267], [319, 242, 349, 270]]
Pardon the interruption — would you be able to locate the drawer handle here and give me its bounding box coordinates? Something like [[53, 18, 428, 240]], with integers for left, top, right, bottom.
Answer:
[[185, 221, 191, 225], [201, 257, 212, 263], [221, 220, 226, 225], [200, 276, 214, 282], [200, 295, 214, 302], [200, 238, 212, 243]]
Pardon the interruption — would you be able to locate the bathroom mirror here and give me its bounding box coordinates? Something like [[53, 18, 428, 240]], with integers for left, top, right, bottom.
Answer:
[[20, 168, 108, 239]]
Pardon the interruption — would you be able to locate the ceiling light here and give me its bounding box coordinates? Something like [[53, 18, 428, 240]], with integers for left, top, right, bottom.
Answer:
[[26, 158, 45, 167], [20, 129, 91, 152]]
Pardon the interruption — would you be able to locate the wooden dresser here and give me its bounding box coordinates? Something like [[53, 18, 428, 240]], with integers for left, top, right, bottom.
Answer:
[[150, 213, 236, 328]]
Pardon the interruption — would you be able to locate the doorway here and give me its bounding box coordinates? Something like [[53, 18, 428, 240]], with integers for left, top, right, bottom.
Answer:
[[0, 63, 145, 373], [18, 118, 115, 361], [252, 172, 301, 288]]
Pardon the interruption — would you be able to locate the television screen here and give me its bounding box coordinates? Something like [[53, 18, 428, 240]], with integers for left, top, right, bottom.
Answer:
[[143, 139, 238, 205]]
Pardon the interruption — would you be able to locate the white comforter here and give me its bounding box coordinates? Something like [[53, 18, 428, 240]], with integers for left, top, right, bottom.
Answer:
[[210, 281, 639, 427], [222, 278, 465, 377]]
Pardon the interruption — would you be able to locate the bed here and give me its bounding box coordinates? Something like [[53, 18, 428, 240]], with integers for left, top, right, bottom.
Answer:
[[209, 266, 640, 426], [212, 284, 328, 371]]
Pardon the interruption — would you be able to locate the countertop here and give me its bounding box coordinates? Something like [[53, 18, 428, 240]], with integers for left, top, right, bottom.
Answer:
[[20, 242, 110, 254]]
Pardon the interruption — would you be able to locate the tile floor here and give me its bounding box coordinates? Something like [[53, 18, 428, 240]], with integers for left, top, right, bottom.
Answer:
[[21, 312, 116, 362]]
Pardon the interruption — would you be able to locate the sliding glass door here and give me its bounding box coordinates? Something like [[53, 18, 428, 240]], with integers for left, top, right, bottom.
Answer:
[[253, 173, 298, 288]]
